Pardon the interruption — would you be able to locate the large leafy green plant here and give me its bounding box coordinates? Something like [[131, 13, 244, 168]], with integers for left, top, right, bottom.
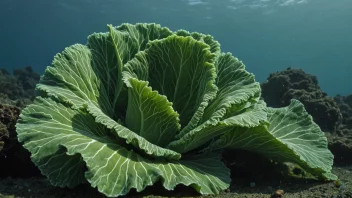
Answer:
[[16, 23, 336, 197]]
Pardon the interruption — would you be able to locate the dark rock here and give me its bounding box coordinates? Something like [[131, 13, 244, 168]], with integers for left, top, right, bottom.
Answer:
[[334, 94, 352, 130], [14, 66, 40, 92], [261, 67, 352, 165], [0, 93, 32, 109], [328, 135, 352, 164], [0, 66, 41, 177], [0, 103, 40, 177], [261, 67, 342, 132], [0, 72, 22, 100], [0, 66, 40, 101], [0, 69, 10, 75]]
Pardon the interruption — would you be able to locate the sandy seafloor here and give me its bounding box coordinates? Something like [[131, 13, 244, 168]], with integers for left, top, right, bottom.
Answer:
[[0, 166, 351, 198]]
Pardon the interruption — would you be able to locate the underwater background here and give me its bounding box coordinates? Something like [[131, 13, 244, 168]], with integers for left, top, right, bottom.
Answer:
[[0, 0, 351, 96], [1, 1, 352, 197]]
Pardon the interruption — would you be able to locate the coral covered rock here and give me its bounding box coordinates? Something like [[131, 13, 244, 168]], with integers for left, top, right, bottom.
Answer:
[[329, 94, 352, 164], [328, 135, 352, 164], [261, 67, 342, 132], [0, 93, 32, 109], [0, 103, 39, 177], [0, 66, 40, 177], [0, 66, 40, 102], [334, 94, 352, 131], [261, 67, 352, 165], [13, 66, 40, 98], [0, 69, 22, 100]]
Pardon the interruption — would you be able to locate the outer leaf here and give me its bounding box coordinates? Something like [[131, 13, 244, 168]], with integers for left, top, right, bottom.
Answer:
[[124, 77, 181, 147], [206, 99, 337, 181], [167, 101, 267, 153], [36, 23, 173, 119], [34, 24, 183, 157], [16, 97, 230, 197], [123, 35, 218, 130], [159, 152, 230, 195], [36, 44, 100, 110], [175, 30, 220, 54], [16, 97, 99, 188], [36, 43, 180, 160], [114, 23, 173, 52]]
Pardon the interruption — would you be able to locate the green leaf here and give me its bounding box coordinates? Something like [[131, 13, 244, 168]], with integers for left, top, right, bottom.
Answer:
[[159, 152, 230, 195], [108, 23, 174, 118], [206, 99, 337, 181], [176, 53, 261, 139], [123, 35, 218, 130], [16, 97, 230, 197], [36, 44, 100, 110], [175, 30, 220, 54], [86, 101, 182, 160], [201, 53, 261, 123], [114, 23, 174, 52], [16, 97, 99, 188], [167, 101, 267, 153], [36, 33, 124, 120], [172, 31, 221, 135], [35, 38, 181, 160], [124, 77, 181, 147], [165, 51, 265, 154], [36, 23, 174, 120]]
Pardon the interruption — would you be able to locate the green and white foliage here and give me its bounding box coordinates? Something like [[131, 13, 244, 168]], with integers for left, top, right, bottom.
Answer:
[[16, 23, 337, 197]]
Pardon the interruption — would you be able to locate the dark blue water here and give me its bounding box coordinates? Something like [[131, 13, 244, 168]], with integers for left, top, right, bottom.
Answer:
[[1, 0, 351, 96]]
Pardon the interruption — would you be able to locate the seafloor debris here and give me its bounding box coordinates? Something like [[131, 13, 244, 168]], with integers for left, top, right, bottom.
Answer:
[[271, 189, 284, 198], [0, 66, 40, 177]]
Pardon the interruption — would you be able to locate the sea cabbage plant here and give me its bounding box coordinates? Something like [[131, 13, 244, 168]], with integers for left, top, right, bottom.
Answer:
[[16, 23, 336, 197]]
